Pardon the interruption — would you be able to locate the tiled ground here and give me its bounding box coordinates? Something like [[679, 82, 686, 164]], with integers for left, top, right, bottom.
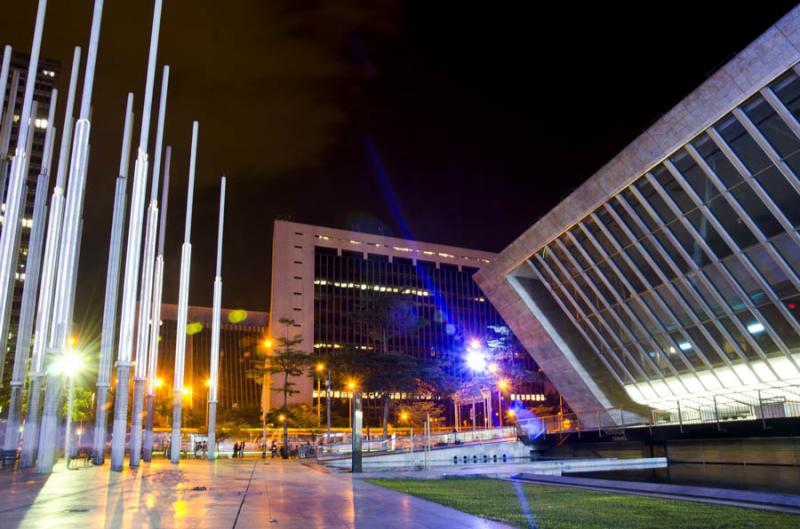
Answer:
[[0, 458, 512, 528]]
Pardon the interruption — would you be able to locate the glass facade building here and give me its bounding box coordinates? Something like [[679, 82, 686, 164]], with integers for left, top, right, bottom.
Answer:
[[476, 7, 800, 423]]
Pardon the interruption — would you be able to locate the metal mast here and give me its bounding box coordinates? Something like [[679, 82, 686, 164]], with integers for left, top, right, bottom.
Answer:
[[19, 46, 80, 469], [0, 0, 47, 385], [91, 93, 134, 465], [130, 65, 169, 467], [207, 176, 226, 460], [1, 88, 57, 456], [110, 0, 163, 472], [37, 0, 105, 474], [170, 121, 198, 465], [143, 146, 171, 462]]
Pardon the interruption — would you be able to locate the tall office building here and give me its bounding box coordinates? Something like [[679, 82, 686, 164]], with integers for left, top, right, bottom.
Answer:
[[268, 220, 549, 417], [0, 50, 60, 385], [476, 6, 800, 427], [154, 304, 267, 414]]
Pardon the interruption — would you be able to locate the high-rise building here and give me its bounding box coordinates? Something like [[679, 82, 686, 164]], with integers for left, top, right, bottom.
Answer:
[[154, 304, 267, 415], [476, 6, 800, 428], [0, 50, 60, 385], [268, 220, 550, 420]]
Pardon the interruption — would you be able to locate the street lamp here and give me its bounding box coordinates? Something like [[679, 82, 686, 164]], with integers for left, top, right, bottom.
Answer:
[[315, 363, 324, 428], [53, 338, 84, 467], [261, 338, 272, 459], [347, 380, 357, 429], [497, 379, 510, 428]]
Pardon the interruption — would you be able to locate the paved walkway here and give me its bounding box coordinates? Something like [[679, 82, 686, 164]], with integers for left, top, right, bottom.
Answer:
[[0, 458, 513, 529]]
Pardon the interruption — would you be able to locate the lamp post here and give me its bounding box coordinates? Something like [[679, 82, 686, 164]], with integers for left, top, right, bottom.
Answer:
[[347, 380, 356, 429], [60, 338, 83, 468], [261, 338, 271, 459], [497, 379, 510, 429], [315, 363, 324, 428]]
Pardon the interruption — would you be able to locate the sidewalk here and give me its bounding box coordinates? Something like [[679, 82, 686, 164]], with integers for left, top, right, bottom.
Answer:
[[0, 458, 513, 529]]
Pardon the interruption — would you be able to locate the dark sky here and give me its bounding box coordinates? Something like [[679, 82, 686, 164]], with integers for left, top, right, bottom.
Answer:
[[2, 1, 797, 331]]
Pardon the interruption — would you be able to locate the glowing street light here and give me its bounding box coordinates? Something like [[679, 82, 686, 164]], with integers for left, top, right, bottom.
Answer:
[[315, 363, 324, 427], [400, 411, 409, 422], [497, 379, 510, 392], [263, 339, 272, 349], [347, 380, 357, 429], [155, 378, 164, 388]]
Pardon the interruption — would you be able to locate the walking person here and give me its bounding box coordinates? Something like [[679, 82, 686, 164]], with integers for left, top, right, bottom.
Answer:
[[233, 441, 239, 458]]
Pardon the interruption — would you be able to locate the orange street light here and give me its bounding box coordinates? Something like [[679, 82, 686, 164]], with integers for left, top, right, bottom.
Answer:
[[263, 339, 272, 348], [204, 378, 211, 387], [182, 387, 191, 396], [315, 363, 325, 372], [155, 378, 164, 388], [347, 380, 356, 390], [279, 414, 286, 422], [400, 411, 409, 422], [497, 379, 510, 391], [67, 336, 77, 348]]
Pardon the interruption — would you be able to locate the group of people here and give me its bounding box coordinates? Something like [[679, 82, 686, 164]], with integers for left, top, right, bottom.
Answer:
[[193, 440, 209, 458], [232, 441, 247, 458]]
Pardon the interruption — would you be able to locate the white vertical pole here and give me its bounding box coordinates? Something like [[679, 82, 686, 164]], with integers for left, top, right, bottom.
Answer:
[[130, 65, 169, 467], [207, 176, 226, 461], [0, 46, 12, 128], [19, 46, 80, 469], [171, 122, 198, 465], [91, 93, 134, 465], [143, 146, 171, 462], [0, 0, 48, 381], [37, 0, 104, 474], [110, 0, 162, 472], [2, 88, 57, 456]]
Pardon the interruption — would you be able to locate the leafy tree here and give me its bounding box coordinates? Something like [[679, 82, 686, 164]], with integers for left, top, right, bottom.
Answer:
[[61, 386, 94, 423], [247, 317, 311, 457]]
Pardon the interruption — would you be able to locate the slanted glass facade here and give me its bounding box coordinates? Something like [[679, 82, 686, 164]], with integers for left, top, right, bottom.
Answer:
[[517, 66, 800, 409]]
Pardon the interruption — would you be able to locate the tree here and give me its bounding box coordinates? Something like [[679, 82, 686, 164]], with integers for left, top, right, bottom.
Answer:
[[247, 317, 311, 458], [396, 401, 444, 429]]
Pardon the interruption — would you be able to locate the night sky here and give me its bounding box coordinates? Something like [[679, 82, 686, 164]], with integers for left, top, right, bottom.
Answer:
[[2, 1, 797, 332]]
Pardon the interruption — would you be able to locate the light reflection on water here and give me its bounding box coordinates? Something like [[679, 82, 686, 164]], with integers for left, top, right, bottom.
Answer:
[[568, 463, 800, 495]]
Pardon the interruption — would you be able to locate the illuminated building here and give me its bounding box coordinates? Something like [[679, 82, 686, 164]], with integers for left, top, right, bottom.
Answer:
[[154, 304, 267, 412], [268, 220, 548, 416], [476, 6, 800, 427]]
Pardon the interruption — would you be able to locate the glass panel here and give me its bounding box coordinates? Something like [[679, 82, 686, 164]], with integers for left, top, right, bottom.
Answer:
[[656, 284, 691, 327], [598, 261, 629, 300], [685, 209, 732, 259], [652, 165, 695, 214], [624, 188, 661, 232], [770, 231, 800, 272], [673, 278, 709, 322], [640, 236, 676, 281], [636, 178, 676, 224], [685, 326, 725, 366], [611, 254, 645, 294], [563, 235, 590, 271], [708, 195, 758, 248], [667, 331, 705, 369], [782, 294, 800, 327], [701, 321, 740, 362], [624, 244, 661, 288], [666, 219, 710, 267], [752, 166, 800, 227], [586, 219, 617, 257], [770, 70, 800, 122], [715, 114, 771, 175], [718, 315, 762, 360], [571, 226, 602, 264], [608, 199, 645, 241], [728, 180, 783, 237], [704, 263, 745, 312], [742, 94, 800, 159], [596, 208, 628, 251], [687, 273, 726, 318], [587, 268, 614, 306], [743, 305, 798, 355], [693, 132, 744, 188], [745, 244, 796, 299], [653, 229, 691, 273], [721, 255, 766, 306]]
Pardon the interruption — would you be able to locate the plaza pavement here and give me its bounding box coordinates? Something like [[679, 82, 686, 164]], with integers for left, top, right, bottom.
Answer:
[[0, 458, 513, 529]]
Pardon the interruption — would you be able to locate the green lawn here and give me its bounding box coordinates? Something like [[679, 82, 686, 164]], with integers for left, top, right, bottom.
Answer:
[[366, 478, 799, 529]]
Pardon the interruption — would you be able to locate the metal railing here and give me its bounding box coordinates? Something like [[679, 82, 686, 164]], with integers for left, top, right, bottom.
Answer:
[[315, 426, 518, 461], [518, 383, 800, 437]]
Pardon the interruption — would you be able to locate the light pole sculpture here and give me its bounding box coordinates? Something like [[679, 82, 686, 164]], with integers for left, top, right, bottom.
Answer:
[[130, 65, 169, 468], [37, 0, 105, 474], [0, 69, 20, 206], [207, 176, 226, 461], [91, 92, 134, 465], [19, 46, 81, 469], [170, 121, 199, 465], [143, 146, 171, 462], [110, 0, 163, 472], [0, 45, 11, 131], [1, 88, 57, 459], [0, 0, 47, 383]]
